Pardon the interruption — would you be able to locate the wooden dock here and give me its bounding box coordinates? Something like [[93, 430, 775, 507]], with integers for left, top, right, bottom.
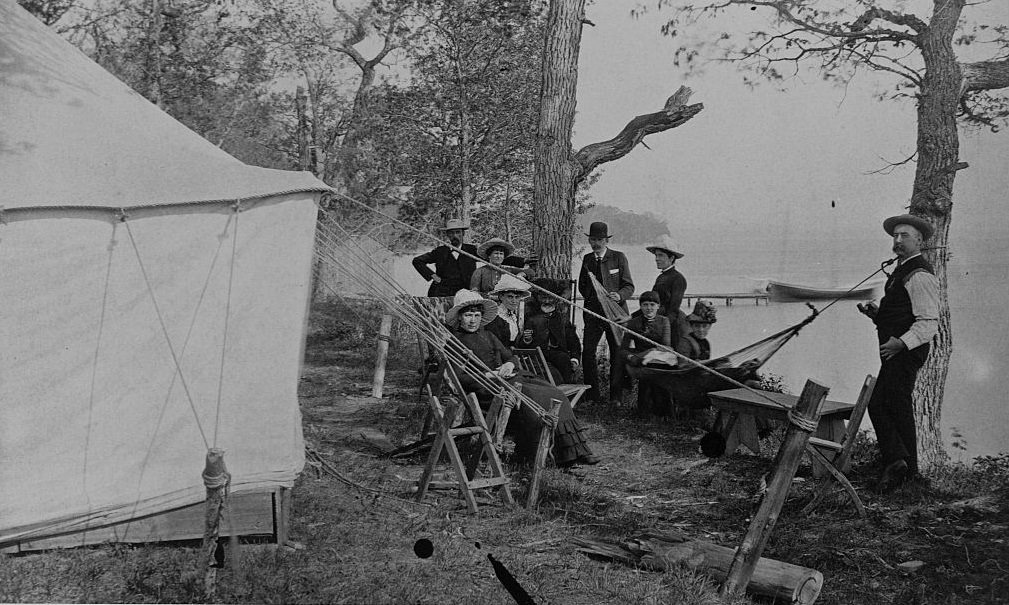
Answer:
[[572, 292, 769, 307]]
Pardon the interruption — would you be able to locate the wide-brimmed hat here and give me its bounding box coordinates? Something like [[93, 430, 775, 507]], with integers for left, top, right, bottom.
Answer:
[[444, 289, 497, 328], [477, 237, 515, 259], [686, 300, 717, 324], [489, 273, 531, 299], [440, 218, 470, 231], [585, 222, 611, 239], [639, 290, 660, 305], [645, 235, 684, 259], [883, 214, 933, 240]]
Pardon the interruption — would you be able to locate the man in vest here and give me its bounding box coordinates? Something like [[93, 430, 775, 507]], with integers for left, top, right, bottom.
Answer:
[[412, 218, 478, 297], [577, 221, 634, 405], [858, 214, 939, 491]]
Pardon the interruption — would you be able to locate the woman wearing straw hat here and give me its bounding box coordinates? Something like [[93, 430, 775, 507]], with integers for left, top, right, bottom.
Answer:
[[485, 273, 532, 348], [645, 235, 691, 350], [445, 289, 600, 467], [470, 237, 517, 296]]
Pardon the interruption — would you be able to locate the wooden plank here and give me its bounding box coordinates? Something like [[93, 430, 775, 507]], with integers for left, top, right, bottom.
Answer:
[[709, 388, 853, 417], [8, 491, 278, 552]]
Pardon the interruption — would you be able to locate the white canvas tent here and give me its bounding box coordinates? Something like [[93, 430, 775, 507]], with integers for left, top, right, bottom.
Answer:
[[0, 1, 330, 550]]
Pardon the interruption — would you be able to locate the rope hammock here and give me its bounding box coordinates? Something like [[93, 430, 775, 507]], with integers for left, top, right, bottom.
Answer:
[[628, 307, 820, 409], [313, 212, 549, 421], [586, 271, 630, 341]]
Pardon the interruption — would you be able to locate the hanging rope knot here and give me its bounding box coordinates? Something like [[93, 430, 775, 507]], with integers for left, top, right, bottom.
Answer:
[[787, 407, 819, 433], [202, 468, 231, 490], [231, 200, 243, 213], [116, 209, 130, 222]]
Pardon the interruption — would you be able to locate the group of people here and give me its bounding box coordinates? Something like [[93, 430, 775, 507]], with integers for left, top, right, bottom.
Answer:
[[413, 213, 940, 491]]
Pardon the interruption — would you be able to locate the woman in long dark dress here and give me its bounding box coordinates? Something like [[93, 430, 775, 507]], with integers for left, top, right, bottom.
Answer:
[[445, 290, 599, 467]]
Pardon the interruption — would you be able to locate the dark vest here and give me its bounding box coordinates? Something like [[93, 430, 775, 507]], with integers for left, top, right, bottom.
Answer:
[[873, 255, 933, 351]]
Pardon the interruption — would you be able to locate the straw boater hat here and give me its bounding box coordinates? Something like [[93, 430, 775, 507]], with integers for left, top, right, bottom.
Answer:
[[440, 218, 470, 231], [489, 273, 531, 299], [645, 235, 684, 259], [444, 289, 498, 328], [686, 300, 717, 324], [477, 237, 515, 259], [883, 214, 934, 240]]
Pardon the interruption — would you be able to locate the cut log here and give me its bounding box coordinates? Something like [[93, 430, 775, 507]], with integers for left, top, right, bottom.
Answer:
[[573, 531, 823, 605]]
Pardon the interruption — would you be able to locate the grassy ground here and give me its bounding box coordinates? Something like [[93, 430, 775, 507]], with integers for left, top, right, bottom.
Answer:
[[2, 300, 1008, 604]]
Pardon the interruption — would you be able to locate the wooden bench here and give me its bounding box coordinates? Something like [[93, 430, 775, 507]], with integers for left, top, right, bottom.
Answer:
[[511, 347, 590, 409]]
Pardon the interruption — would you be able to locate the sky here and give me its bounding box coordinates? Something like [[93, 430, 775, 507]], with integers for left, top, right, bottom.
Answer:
[[573, 1, 1009, 239]]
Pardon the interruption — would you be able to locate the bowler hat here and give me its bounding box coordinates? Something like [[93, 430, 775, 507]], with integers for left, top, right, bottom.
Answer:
[[639, 291, 660, 305], [883, 214, 933, 240], [585, 222, 611, 238], [440, 218, 470, 231], [645, 235, 684, 259]]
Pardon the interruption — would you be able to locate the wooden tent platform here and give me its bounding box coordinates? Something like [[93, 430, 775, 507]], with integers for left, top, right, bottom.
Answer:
[[2, 488, 290, 553]]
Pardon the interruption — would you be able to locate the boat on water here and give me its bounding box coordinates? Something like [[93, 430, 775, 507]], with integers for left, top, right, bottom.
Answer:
[[766, 279, 883, 302]]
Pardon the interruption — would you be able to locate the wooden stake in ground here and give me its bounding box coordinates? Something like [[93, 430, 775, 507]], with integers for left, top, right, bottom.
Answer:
[[721, 379, 829, 599], [202, 448, 230, 600], [371, 313, 393, 398]]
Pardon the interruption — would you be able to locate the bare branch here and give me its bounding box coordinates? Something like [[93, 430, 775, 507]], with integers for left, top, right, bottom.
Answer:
[[573, 86, 703, 181]]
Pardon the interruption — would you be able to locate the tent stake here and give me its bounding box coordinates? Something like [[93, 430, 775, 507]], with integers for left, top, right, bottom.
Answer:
[[372, 313, 394, 398], [202, 448, 230, 600]]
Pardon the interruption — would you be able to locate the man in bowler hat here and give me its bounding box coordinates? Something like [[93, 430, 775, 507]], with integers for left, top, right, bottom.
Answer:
[[577, 221, 634, 404], [412, 218, 478, 297], [858, 213, 939, 491]]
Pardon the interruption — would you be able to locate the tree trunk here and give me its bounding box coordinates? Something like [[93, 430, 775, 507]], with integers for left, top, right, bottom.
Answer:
[[533, 0, 584, 280], [908, 0, 965, 469]]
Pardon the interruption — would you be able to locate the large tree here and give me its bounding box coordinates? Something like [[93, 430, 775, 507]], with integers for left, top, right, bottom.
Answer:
[[532, 0, 704, 278], [653, 0, 1009, 468]]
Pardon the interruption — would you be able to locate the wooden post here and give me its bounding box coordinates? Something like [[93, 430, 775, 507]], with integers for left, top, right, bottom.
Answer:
[[721, 379, 829, 598], [371, 313, 393, 398], [527, 398, 562, 508], [202, 448, 230, 600]]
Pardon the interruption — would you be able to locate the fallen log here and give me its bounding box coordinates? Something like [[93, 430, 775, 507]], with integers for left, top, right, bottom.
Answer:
[[573, 531, 822, 605]]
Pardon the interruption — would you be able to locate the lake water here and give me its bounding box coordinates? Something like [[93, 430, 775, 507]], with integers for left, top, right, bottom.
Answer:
[[395, 228, 1008, 460]]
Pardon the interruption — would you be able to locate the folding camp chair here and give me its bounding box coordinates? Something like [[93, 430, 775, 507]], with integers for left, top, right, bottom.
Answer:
[[512, 347, 591, 409], [802, 374, 876, 518]]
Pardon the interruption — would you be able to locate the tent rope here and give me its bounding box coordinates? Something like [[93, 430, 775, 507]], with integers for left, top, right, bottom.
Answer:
[[213, 202, 241, 447], [121, 213, 209, 449], [122, 213, 235, 540], [313, 215, 545, 416]]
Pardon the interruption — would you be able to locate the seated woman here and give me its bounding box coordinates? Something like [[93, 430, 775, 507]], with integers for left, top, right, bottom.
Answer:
[[618, 290, 672, 415], [518, 278, 581, 384], [485, 273, 531, 348], [470, 238, 525, 296], [675, 300, 717, 360], [445, 289, 599, 467]]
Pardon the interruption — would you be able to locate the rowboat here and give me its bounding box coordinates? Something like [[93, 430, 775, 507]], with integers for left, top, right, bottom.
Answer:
[[766, 279, 882, 302]]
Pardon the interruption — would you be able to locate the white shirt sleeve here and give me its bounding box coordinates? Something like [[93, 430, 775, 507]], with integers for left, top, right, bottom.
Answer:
[[899, 270, 940, 350]]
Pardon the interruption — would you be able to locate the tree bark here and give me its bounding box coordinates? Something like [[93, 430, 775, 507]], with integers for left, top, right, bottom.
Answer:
[[908, 0, 966, 469], [533, 1, 703, 280], [533, 0, 584, 280]]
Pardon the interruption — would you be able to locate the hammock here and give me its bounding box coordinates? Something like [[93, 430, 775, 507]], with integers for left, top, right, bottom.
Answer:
[[587, 271, 630, 341], [627, 308, 819, 409]]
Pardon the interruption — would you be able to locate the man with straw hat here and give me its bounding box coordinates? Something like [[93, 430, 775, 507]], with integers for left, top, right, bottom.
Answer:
[[412, 218, 478, 297], [645, 235, 691, 348], [577, 221, 634, 405], [858, 213, 939, 492], [485, 273, 532, 348]]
